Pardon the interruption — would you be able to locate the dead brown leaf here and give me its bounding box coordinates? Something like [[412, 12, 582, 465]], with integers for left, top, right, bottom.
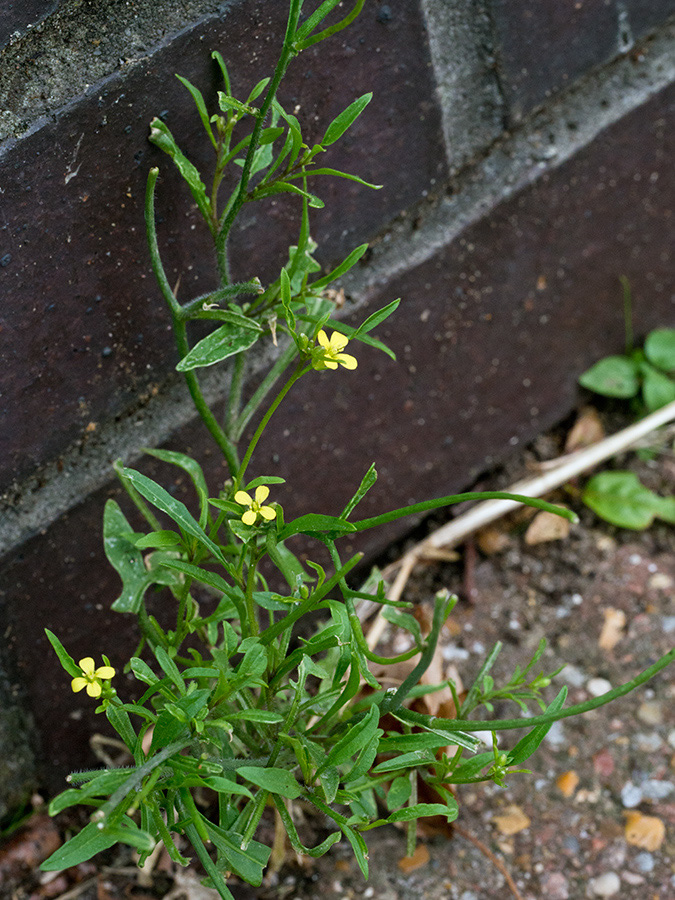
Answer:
[[492, 805, 531, 836], [524, 509, 571, 545], [555, 770, 580, 798], [397, 843, 430, 873], [476, 524, 511, 555], [624, 811, 666, 851], [598, 607, 627, 651], [565, 406, 605, 452]]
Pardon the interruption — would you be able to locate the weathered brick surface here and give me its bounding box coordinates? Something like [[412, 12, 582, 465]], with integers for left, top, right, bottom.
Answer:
[[491, 0, 675, 122], [0, 0, 59, 47], [0, 0, 443, 490], [2, 81, 672, 790]]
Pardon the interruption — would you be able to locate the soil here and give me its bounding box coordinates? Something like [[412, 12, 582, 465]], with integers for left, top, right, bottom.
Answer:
[[1, 407, 674, 900]]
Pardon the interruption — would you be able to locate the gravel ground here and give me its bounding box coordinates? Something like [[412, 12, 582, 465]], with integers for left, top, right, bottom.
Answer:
[[1, 409, 673, 900]]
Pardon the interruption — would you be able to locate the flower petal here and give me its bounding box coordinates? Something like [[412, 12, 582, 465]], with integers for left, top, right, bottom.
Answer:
[[323, 359, 338, 370], [71, 677, 87, 693], [330, 332, 348, 351], [254, 485, 270, 504], [95, 666, 116, 680], [86, 681, 102, 698], [242, 509, 257, 526], [259, 506, 276, 521], [337, 353, 358, 370], [317, 330, 330, 349], [79, 657, 96, 675], [234, 490, 252, 506]]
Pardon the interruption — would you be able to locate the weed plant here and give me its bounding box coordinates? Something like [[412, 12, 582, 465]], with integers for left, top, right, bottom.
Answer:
[[42, 3, 675, 893]]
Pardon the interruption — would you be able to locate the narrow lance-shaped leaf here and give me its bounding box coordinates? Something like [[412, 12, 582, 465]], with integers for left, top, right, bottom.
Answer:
[[148, 119, 212, 225], [176, 322, 260, 372], [119, 468, 228, 565], [175, 75, 215, 148]]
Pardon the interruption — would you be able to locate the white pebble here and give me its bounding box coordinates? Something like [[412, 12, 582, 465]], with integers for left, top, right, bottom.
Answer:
[[621, 782, 643, 808], [589, 871, 621, 897], [634, 851, 654, 873], [641, 779, 674, 801], [634, 732, 663, 754], [667, 729, 675, 750], [557, 664, 586, 688], [587, 677, 612, 697]]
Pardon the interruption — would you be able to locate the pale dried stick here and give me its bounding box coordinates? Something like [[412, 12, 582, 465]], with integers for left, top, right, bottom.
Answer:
[[362, 399, 675, 641]]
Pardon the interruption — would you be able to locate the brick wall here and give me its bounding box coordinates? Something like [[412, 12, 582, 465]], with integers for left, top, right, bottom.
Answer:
[[0, 0, 673, 809]]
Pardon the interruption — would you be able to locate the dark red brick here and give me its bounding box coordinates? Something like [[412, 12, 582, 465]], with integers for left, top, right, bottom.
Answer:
[[491, 0, 675, 122], [0, 0, 443, 490], [1, 82, 672, 790]]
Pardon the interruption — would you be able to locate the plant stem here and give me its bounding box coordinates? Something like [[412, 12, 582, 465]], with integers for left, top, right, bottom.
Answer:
[[235, 363, 307, 489], [145, 167, 240, 473], [215, 0, 303, 270], [401, 647, 675, 733]]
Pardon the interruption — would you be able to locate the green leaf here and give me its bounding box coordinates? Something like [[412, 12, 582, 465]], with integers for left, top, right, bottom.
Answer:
[[106, 705, 138, 752], [119, 469, 226, 564], [385, 802, 457, 824], [226, 709, 283, 724], [279, 513, 356, 541], [353, 299, 400, 338], [255, 181, 324, 209], [321, 93, 372, 146], [379, 732, 454, 754], [134, 530, 183, 550], [310, 244, 369, 292], [176, 323, 259, 372], [143, 449, 209, 524], [237, 767, 302, 799], [154, 646, 186, 694], [104, 500, 151, 614], [320, 706, 381, 774], [217, 92, 258, 117], [372, 750, 436, 774], [386, 776, 412, 811], [45, 630, 80, 677], [148, 119, 211, 223], [303, 166, 381, 189], [583, 471, 675, 529], [175, 75, 215, 148], [40, 821, 119, 870], [508, 687, 568, 765], [279, 267, 295, 331], [644, 328, 675, 372], [641, 363, 675, 412], [130, 657, 158, 686], [579, 355, 639, 398], [203, 821, 270, 886]]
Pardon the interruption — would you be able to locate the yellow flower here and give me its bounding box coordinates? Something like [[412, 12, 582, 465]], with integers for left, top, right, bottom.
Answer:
[[71, 657, 116, 699], [234, 485, 276, 526], [313, 330, 357, 371]]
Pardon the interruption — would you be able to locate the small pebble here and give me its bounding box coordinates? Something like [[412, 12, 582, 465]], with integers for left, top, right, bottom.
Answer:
[[667, 729, 675, 750], [637, 701, 663, 725], [634, 851, 654, 873], [562, 835, 580, 855], [589, 871, 621, 896], [587, 677, 612, 697], [460, 892, 478, 900], [557, 664, 586, 688], [540, 871, 569, 899], [641, 778, 674, 801], [662, 616, 675, 634], [620, 782, 643, 808], [622, 871, 644, 885], [544, 720, 566, 748], [634, 732, 662, 754], [442, 645, 469, 662]]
